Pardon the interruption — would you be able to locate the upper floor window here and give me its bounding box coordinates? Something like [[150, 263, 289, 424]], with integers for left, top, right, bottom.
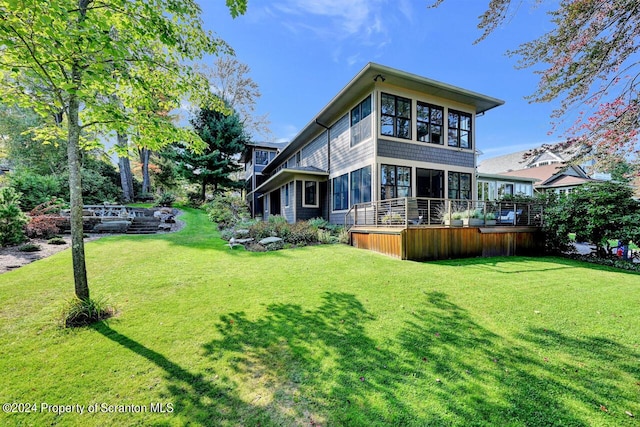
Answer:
[[255, 150, 269, 165], [381, 93, 411, 139], [417, 102, 443, 145], [351, 95, 372, 146], [448, 110, 472, 149]]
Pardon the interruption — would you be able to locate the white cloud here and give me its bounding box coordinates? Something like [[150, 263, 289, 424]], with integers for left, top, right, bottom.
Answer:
[[270, 0, 389, 42]]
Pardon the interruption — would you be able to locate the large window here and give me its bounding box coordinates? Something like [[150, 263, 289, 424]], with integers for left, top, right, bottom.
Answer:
[[304, 181, 318, 207], [417, 102, 443, 145], [381, 93, 411, 139], [416, 168, 444, 198], [351, 95, 372, 146], [381, 164, 411, 200], [332, 174, 349, 211], [350, 166, 372, 205], [255, 150, 269, 165], [448, 110, 472, 149], [477, 181, 497, 201], [448, 172, 472, 200]]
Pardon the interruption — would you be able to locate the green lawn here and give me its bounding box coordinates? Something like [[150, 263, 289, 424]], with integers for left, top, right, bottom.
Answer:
[[1, 208, 638, 426]]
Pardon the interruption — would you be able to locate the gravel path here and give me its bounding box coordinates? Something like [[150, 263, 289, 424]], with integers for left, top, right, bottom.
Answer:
[[0, 214, 185, 274]]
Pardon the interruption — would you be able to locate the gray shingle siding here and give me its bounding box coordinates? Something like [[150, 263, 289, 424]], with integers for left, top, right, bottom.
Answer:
[[329, 210, 346, 225], [378, 139, 474, 168], [330, 115, 373, 173], [301, 132, 328, 170]]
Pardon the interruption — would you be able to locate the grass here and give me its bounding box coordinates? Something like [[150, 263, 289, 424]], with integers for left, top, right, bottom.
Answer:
[[1, 207, 638, 426]]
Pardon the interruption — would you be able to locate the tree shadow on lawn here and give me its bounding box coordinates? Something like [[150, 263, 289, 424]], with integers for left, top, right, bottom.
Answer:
[[432, 255, 640, 276], [91, 322, 275, 426], [398, 291, 640, 425], [202, 292, 639, 426]]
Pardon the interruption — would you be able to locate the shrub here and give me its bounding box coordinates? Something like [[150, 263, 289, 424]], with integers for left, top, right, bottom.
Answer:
[[47, 237, 67, 245], [285, 221, 317, 245], [338, 228, 350, 244], [308, 217, 330, 230], [61, 297, 114, 328], [18, 243, 41, 252], [155, 192, 176, 207], [248, 221, 274, 241], [317, 229, 334, 244], [8, 171, 62, 211], [25, 215, 65, 239], [0, 187, 28, 246], [205, 193, 250, 229], [186, 190, 204, 208]]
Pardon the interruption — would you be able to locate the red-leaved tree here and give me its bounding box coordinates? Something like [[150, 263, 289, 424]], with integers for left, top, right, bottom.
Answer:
[[432, 0, 640, 174]]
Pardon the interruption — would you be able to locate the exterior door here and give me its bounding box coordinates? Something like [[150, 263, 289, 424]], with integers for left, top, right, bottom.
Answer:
[[416, 168, 444, 198]]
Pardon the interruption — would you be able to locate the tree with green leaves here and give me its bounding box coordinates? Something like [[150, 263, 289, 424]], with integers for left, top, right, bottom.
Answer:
[[167, 105, 250, 202], [431, 0, 640, 174], [544, 181, 640, 257], [0, 0, 247, 302]]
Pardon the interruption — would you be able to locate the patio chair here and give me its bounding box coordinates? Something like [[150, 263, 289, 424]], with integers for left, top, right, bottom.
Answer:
[[498, 209, 523, 225]]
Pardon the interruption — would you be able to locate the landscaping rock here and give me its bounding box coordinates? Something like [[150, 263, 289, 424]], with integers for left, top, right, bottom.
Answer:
[[259, 236, 283, 245], [92, 221, 131, 233], [235, 229, 250, 237], [158, 223, 172, 231]]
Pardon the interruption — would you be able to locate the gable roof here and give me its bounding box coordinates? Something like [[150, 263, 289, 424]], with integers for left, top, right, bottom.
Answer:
[[263, 62, 505, 174], [499, 163, 596, 189], [478, 144, 577, 174]]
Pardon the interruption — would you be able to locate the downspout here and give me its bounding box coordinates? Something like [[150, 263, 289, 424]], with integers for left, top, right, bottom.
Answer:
[[315, 119, 331, 220]]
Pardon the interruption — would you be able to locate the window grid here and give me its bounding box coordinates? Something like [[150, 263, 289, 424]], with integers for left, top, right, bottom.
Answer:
[[417, 102, 443, 145], [381, 93, 411, 140]]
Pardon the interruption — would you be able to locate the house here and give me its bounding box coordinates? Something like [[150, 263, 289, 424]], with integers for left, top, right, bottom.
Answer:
[[476, 173, 536, 200], [242, 141, 287, 218], [250, 63, 504, 224], [478, 144, 610, 195], [497, 163, 600, 195]]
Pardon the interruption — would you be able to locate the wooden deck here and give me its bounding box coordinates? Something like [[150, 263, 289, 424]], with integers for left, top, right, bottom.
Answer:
[[349, 226, 544, 261]]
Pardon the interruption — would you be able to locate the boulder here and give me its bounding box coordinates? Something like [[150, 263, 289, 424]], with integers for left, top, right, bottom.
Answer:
[[259, 236, 283, 245]]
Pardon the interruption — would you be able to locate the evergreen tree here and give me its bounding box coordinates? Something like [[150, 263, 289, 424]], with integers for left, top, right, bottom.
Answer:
[[169, 106, 249, 202]]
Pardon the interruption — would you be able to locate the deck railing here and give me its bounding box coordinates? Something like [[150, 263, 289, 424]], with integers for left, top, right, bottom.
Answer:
[[345, 197, 544, 230]]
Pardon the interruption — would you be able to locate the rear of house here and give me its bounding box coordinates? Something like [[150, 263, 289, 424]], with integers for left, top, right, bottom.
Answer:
[[250, 62, 504, 225]]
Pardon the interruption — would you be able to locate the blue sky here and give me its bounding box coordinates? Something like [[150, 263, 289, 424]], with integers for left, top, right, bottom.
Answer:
[[197, 0, 562, 160]]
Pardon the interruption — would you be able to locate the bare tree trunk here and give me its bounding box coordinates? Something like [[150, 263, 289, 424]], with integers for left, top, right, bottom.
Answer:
[[67, 76, 89, 301], [117, 132, 134, 203], [140, 147, 151, 195]]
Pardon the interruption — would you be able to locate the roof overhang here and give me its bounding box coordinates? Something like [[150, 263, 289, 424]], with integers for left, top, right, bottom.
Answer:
[[477, 172, 539, 183], [254, 168, 329, 196], [264, 62, 505, 174]]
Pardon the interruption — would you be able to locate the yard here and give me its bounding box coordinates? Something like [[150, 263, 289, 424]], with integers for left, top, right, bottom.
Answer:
[[0, 208, 638, 426]]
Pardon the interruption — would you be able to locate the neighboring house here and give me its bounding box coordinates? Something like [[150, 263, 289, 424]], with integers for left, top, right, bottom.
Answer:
[[478, 144, 610, 195], [242, 141, 288, 218], [250, 62, 504, 224], [477, 173, 536, 200], [498, 163, 599, 195], [478, 148, 567, 174]]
